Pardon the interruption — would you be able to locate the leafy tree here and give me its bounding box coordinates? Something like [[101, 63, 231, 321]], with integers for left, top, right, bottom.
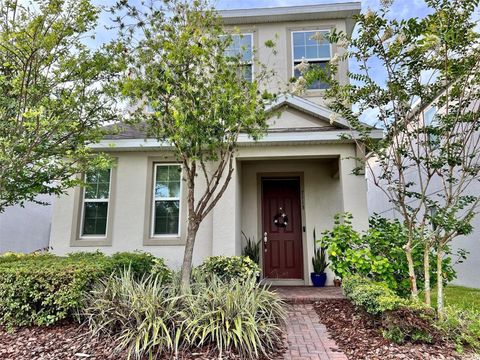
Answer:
[[111, 0, 275, 290], [0, 0, 118, 211], [300, 0, 480, 314]]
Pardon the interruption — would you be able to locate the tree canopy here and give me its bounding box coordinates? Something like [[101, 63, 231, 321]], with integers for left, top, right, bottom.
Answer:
[[0, 0, 118, 211]]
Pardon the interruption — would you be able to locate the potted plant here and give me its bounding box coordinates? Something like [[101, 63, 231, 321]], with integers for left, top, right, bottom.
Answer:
[[311, 229, 329, 287]]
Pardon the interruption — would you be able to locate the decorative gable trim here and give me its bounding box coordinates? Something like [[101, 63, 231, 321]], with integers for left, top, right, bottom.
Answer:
[[267, 94, 350, 129]]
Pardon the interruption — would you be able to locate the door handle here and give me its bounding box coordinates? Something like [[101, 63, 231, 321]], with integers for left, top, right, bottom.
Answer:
[[263, 232, 268, 252]]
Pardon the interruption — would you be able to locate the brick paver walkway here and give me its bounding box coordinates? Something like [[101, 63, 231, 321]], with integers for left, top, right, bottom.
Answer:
[[281, 304, 348, 360], [271, 287, 346, 360]]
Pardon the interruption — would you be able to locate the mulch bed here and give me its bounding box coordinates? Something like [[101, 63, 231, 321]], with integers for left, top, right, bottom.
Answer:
[[0, 322, 283, 360], [0, 322, 236, 360], [314, 299, 462, 360]]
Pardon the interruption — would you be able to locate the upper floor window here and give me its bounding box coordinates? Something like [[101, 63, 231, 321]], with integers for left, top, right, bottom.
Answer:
[[424, 106, 437, 126], [424, 106, 439, 147], [224, 33, 253, 82], [152, 164, 182, 236], [292, 30, 331, 89], [81, 168, 111, 237]]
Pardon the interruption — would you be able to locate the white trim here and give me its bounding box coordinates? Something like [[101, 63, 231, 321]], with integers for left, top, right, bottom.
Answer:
[[151, 163, 182, 238], [79, 169, 112, 239], [90, 129, 384, 151]]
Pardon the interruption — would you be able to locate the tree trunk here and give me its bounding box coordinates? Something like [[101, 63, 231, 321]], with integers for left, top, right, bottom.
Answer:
[[180, 219, 199, 293], [424, 244, 431, 306], [437, 246, 444, 319], [405, 245, 419, 299]]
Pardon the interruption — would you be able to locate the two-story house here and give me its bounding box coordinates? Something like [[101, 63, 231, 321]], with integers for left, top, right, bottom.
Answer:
[[49, 2, 382, 285]]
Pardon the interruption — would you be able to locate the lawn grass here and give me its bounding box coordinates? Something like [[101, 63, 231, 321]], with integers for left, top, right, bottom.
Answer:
[[426, 285, 480, 311]]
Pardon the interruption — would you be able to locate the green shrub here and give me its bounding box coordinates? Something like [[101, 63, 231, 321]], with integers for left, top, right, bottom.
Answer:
[[151, 257, 173, 283], [343, 276, 436, 344], [0, 257, 110, 327], [343, 275, 404, 315], [198, 256, 260, 282], [322, 213, 457, 297], [82, 270, 285, 359], [0, 251, 55, 264], [0, 251, 168, 327], [436, 306, 480, 353]]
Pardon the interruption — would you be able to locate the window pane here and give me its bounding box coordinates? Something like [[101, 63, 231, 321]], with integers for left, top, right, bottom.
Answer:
[[240, 64, 253, 82], [424, 107, 437, 126], [306, 45, 317, 59], [83, 202, 108, 235], [293, 32, 305, 46], [305, 31, 318, 46], [96, 183, 110, 199], [154, 200, 180, 235], [85, 169, 110, 200], [294, 61, 329, 89], [155, 183, 169, 198], [294, 46, 305, 59], [318, 44, 331, 58], [168, 182, 180, 198]]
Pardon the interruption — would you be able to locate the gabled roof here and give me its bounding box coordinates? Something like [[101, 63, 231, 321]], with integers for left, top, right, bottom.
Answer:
[[95, 94, 383, 151], [267, 94, 350, 129]]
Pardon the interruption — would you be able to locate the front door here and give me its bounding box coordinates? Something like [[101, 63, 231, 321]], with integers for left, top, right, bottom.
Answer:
[[262, 177, 303, 279]]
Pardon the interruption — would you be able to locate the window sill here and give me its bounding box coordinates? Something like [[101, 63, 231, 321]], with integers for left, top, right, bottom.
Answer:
[[70, 238, 112, 247], [303, 89, 327, 97], [144, 236, 186, 246]]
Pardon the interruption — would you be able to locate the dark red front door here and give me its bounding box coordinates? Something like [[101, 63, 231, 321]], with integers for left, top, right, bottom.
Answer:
[[262, 178, 303, 279]]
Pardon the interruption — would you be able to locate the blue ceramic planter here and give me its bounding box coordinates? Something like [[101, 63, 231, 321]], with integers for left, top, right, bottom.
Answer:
[[311, 272, 327, 287]]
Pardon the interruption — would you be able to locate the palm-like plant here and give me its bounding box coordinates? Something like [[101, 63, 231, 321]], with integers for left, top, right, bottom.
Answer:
[[242, 231, 260, 265], [312, 229, 329, 274]]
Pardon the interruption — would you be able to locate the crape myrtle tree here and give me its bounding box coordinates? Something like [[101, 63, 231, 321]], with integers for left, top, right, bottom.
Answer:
[[299, 0, 480, 314], [0, 0, 118, 212], [111, 0, 276, 290]]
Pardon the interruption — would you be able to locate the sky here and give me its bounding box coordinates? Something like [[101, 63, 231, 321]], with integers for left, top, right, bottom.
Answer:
[[92, 0, 434, 47]]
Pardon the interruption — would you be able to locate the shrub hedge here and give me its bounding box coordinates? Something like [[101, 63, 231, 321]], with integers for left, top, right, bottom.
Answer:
[[343, 276, 436, 344], [0, 251, 169, 327], [197, 255, 260, 282]]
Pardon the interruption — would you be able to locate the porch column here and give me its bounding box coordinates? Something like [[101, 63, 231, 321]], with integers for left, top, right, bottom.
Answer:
[[211, 162, 241, 256], [339, 155, 369, 231]]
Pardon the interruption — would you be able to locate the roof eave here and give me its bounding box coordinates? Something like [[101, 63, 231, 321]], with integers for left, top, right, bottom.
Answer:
[[219, 2, 361, 36]]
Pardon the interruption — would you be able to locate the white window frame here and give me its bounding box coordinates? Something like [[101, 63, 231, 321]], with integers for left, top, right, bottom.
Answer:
[[291, 29, 332, 89], [224, 33, 255, 82], [151, 163, 183, 238], [80, 169, 112, 239]]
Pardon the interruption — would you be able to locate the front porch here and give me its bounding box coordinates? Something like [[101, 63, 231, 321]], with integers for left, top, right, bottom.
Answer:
[[271, 286, 344, 304]]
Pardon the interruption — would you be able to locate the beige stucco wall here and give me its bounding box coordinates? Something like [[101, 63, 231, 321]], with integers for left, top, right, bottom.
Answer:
[[231, 18, 349, 106], [49, 152, 216, 270], [49, 140, 369, 285]]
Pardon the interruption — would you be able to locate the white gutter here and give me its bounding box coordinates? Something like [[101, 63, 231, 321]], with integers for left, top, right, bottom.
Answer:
[[90, 129, 384, 151]]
